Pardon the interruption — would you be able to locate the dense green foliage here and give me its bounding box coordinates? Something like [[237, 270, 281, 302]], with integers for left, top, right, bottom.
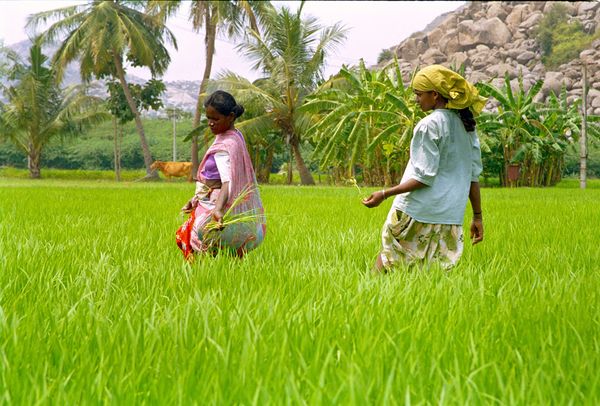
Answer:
[[377, 49, 395, 64], [2, 113, 598, 181], [28, 0, 178, 177], [547, 21, 599, 68], [106, 79, 166, 124], [535, 3, 599, 68], [2, 3, 599, 185], [565, 141, 600, 177], [147, 0, 273, 172], [1, 179, 599, 403], [0, 40, 108, 178], [477, 74, 600, 186], [218, 4, 347, 185], [301, 58, 423, 186], [0, 118, 194, 171]]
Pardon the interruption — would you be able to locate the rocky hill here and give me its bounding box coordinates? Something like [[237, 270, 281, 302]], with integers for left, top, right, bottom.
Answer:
[[382, 1, 600, 114]]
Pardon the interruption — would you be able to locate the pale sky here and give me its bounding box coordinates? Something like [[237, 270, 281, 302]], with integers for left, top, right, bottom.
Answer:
[[0, 0, 464, 82]]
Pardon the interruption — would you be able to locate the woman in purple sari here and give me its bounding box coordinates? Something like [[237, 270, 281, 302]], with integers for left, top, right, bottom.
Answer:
[[176, 91, 265, 259]]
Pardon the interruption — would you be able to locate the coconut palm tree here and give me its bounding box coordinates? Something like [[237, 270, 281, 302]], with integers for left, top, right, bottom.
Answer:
[[0, 39, 109, 179], [218, 5, 347, 185], [27, 1, 177, 179], [147, 0, 273, 176]]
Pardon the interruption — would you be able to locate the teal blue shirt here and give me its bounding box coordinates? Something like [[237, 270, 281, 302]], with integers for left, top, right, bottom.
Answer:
[[392, 109, 482, 225]]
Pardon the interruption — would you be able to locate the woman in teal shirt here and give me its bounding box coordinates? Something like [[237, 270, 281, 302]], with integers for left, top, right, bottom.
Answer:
[[363, 65, 486, 272]]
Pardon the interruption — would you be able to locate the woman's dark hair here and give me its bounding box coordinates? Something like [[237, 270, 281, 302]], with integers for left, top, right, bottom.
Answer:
[[434, 91, 476, 132], [204, 90, 245, 118], [457, 108, 476, 132]]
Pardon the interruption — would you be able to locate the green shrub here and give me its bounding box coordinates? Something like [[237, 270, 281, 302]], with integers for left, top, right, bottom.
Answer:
[[535, 3, 569, 57], [536, 3, 599, 68], [544, 21, 599, 68], [564, 142, 600, 178], [377, 49, 395, 64]]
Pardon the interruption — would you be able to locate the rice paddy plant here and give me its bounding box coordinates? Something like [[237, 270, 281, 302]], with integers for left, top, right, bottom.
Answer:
[[0, 178, 599, 404]]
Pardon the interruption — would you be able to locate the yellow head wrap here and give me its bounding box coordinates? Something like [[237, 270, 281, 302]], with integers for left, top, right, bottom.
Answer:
[[411, 65, 487, 116]]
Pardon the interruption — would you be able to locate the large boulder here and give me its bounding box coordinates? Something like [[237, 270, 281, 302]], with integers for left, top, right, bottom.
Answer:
[[454, 17, 512, 49], [505, 4, 531, 33], [589, 88, 600, 100], [579, 2, 600, 15], [516, 51, 537, 65], [396, 38, 420, 62], [427, 27, 445, 48], [436, 14, 459, 32], [486, 2, 508, 20], [467, 70, 489, 85], [457, 20, 478, 48], [474, 18, 512, 47], [531, 62, 546, 75], [438, 29, 462, 54], [421, 48, 447, 65], [579, 49, 596, 62], [448, 51, 469, 67], [543, 71, 567, 96], [486, 63, 517, 79], [519, 12, 543, 30]]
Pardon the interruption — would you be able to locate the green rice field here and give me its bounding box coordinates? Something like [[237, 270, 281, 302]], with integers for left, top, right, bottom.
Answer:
[[0, 177, 599, 404]]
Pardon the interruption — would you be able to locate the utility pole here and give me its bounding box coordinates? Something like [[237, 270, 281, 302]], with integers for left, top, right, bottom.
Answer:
[[113, 116, 121, 182], [580, 62, 588, 189], [166, 108, 179, 161], [172, 112, 177, 161]]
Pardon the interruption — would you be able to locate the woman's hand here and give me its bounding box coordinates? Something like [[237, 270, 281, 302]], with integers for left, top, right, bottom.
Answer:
[[470, 218, 483, 245], [362, 191, 385, 208], [181, 198, 196, 213], [212, 209, 225, 229]]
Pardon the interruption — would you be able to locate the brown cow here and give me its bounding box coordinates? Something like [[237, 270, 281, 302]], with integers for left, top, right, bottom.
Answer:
[[151, 161, 193, 181]]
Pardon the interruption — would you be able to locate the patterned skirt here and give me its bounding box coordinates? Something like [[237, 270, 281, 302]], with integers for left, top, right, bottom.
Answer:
[[380, 208, 464, 270]]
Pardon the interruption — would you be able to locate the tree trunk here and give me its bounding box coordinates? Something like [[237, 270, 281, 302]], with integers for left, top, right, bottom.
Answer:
[[580, 62, 588, 189], [287, 145, 293, 184], [192, 12, 217, 178], [172, 114, 177, 161], [502, 144, 513, 187], [27, 140, 41, 179], [112, 53, 157, 179], [257, 147, 274, 183], [290, 136, 315, 185]]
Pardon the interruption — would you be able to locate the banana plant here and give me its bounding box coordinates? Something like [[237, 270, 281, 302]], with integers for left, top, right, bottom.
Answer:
[[299, 57, 423, 186], [477, 73, 544, 186], [477, 72, 600, 186]]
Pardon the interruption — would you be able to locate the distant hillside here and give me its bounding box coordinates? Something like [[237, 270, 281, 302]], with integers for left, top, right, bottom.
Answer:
[[2, 39, 200, 115], [380, 1, 600, 114]]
